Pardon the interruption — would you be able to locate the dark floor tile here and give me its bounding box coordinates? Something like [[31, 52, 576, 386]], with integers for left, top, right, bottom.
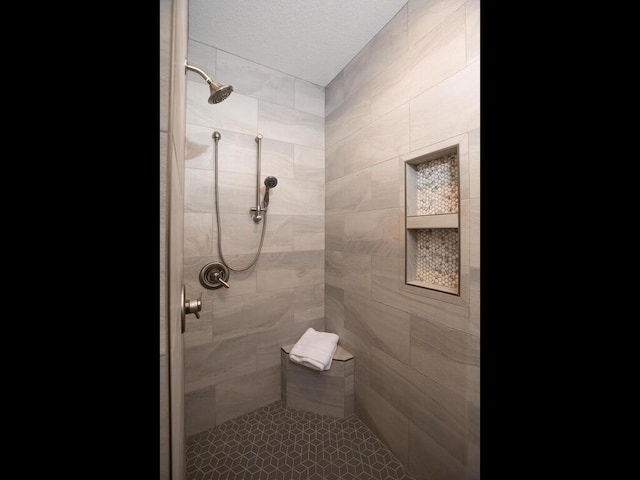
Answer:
[[185, 401, 415, 480]]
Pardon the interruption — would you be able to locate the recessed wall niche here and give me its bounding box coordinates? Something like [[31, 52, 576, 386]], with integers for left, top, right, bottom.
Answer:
[[405, 145, 460, 295]]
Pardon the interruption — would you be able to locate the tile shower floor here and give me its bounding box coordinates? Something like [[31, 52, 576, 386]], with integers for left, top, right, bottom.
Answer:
[[186, 401, 415, 480]]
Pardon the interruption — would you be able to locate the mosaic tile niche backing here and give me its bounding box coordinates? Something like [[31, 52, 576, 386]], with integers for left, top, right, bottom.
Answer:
[[415, 228, 459, 288], [416, 153, 459, 215]]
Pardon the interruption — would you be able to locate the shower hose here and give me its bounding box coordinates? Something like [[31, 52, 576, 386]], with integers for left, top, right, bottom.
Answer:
[[213, 133, 268, 272]]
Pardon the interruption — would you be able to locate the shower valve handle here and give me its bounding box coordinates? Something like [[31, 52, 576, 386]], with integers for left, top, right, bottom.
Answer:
[[184, 291, 202, 319], [214, 272, 230, 288]]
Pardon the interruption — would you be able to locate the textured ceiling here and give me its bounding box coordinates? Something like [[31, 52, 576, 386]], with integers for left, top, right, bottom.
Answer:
[[188, 0, 408, 87]]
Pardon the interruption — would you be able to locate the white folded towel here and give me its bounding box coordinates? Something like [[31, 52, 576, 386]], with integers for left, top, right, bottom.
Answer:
[[289, 328, 340, 371]]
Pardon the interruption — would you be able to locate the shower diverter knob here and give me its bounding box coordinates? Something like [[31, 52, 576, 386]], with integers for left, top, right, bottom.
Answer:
[[199, 262, 231, 289]]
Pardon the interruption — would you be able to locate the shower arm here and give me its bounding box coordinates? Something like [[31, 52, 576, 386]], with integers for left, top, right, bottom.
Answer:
[[185, 60, 214, 84]]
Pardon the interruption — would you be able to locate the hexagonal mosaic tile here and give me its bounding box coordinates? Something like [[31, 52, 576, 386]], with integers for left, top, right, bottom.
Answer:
[[186, 401, 415, 480], [416, 153, 459, 215], [416, 228, 459, 288]]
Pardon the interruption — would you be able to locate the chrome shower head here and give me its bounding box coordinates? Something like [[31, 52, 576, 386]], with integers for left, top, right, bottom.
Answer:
[[185, 60, 233, 104], [207, 80, 233, 104]]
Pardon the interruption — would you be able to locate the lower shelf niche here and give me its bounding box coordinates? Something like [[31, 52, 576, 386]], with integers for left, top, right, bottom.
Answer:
[[407, 228, 459, 295]]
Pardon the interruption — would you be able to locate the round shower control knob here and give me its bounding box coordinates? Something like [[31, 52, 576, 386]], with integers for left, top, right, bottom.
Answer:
[[199, 262, 231, 289]]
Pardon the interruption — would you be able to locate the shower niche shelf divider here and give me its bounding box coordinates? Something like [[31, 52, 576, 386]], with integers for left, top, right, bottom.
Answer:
[[405, 143, 460, 296]]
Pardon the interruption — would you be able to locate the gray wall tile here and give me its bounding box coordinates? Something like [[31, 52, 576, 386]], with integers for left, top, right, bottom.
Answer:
[[355, 378, 409, 467], [294, 144, 324, 183], [409, 61, 480, 150], [344, 291, 411, 364], [372, 157, 404, 209], [325, 141, 345, 183], [185, 386, 215, 437], [410, 314, 479, 399], [259, 101, 324, 149], [295, 78, 324, 116], [466, 0, 480, 65], [409, 422, 467, 480], [187, 80, 258, 134], [215, 366, 281, 424], [371, 347, 467, 465], [216, 50, 294, 108], [344, 207, 404, 258], [187, 39, 216, 85], [293, 215, 325, 251], [343, 103, 410, 175]]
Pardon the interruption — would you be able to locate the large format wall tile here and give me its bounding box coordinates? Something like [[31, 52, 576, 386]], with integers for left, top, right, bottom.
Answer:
[[184, 168, 214, 213], [408, 0, 467, 46], [469, 128, 480, 198], [265, 177, 324, 216], [371, 255, 471, 333], [355, 379, 410, 467], [371, 5, 466, 122], [325, 251, 371, 295], [294, 78, 324, 117], [184, 212, 214, 257], [255, 317, 324, 369], [366, 5, 409, 83], [187, 80, 258, 135], [409, 60, 480, 150], [215, 366, 281, 424], [469, 267, 479, 337], [344, 291, 410, 364], [216, 50, 294, 108], [466, 400, 480, 478], [261, 137, 295, 180], [410, 314, 479, 400], [294, 145, 324, 183], [293, 215, 324, 251], [185, 334, 257, 393], [186, 39, 216, 85], [466, 0, 480, 65], [184, 300, 213, 349], [343, 104, 410, 175], [325, 86, 371, 149], [371, 347, 467, 465], [325, 213, 345, 251], [259, 101, 324, 149], [183, 255, 257, 301], [216, 213, 293, 255], [344, 207, 404, 258], [325, 142, 345, 183], [183, 39, 325, 432], [324, 284, 345, 333], [372, 157, 404, 209], [409, 422, 466, 480], [185, 386, 215, 437], [326, 169, 372, 215], [470, 198, 480, 268], [256, 250, 324, 292], [325, 70, 344, 119], [292, 284, 325, 323], [212, 288, 294, 341]]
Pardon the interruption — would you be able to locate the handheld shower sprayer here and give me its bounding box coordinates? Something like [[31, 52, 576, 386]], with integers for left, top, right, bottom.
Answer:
[[263, 176, 278, 208]]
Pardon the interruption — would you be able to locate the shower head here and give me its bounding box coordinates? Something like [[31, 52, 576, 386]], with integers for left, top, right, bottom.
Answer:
[[264, 176, 278, 189], [185, 60, 233, 104], [263, 176, 278, 207], [207, 80, 233, 104]]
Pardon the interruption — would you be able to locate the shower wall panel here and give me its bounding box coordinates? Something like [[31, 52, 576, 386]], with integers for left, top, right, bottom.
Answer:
[[183, 43, 326, 437], [324, 1, 480, 479]]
